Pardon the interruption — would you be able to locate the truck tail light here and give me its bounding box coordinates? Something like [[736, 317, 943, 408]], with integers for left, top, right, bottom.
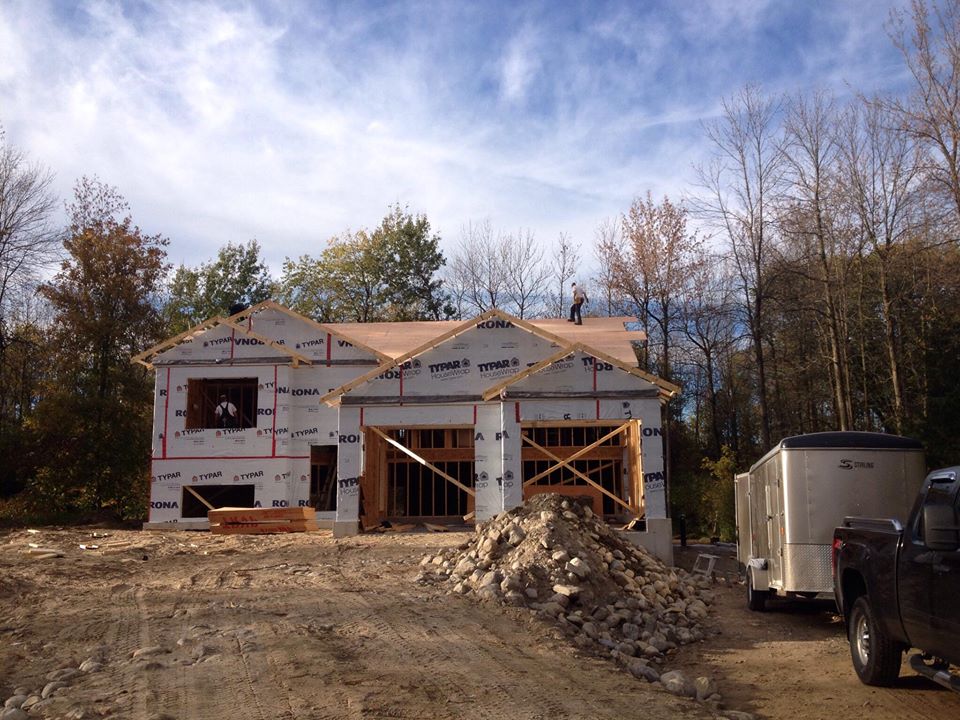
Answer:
[[831, 536, 842, 576]]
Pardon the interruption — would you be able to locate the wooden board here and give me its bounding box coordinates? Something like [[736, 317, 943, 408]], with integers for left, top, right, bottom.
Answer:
[[211, 520, 320, 535], [208, 507, 316, 523], [208, 506, 319, 534]]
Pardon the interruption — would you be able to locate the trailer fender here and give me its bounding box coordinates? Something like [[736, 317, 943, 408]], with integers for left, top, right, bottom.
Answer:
[[748, 558, 770, 590]]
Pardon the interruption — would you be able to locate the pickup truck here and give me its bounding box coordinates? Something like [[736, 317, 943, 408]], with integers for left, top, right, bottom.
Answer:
[[833, 467, 960, 691]]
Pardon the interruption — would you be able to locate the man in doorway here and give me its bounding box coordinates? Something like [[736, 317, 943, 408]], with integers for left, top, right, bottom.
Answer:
[[568, 282, 588, 325], [215, 394, 238, 428]]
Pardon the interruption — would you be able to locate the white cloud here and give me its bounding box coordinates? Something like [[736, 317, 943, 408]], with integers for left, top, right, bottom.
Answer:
[[0, 0, 915, 278], [500, 27, 540, 104]]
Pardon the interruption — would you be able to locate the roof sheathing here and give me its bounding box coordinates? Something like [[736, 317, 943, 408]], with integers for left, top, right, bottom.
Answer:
[[335, 315, 646, 365], [320, 308, 577, 405]]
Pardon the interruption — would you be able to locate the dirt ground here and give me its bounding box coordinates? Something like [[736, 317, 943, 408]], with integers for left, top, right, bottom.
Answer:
[[1, 528, 958, 720], [671, 543, 960, 720]]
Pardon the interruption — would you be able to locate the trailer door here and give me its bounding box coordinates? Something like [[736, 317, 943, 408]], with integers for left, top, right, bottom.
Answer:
[[765, 461, 784, 588]]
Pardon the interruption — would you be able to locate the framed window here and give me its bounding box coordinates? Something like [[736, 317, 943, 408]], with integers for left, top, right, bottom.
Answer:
[[185, 378, 259, 429]]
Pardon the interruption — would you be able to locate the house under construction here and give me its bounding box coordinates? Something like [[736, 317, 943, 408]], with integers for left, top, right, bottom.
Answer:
[[134, 302, 678, 558]]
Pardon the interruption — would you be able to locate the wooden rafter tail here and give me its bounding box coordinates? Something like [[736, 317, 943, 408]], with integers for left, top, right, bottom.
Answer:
[[482, 343, 580, 401], [522, 422, 630, 486], [367, 426, 476, 497], [131, 316, 223, 364], [520, 431, 635, 514]]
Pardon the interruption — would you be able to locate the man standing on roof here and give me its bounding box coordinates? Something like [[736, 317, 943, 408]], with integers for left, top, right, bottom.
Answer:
[[568, 282, 587, 325], [215, 394, 238, 428]]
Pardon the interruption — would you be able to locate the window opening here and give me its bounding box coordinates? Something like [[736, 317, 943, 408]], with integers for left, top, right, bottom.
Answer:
[[186, 378, 259, 429], [182, 484, 255, 518]]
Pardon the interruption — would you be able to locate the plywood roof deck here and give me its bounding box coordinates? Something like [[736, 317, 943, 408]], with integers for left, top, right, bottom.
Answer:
[[334, 316, 645, 365]]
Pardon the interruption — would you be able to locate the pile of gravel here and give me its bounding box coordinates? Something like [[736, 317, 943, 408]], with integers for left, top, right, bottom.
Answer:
[[418, 493, 722, 702]]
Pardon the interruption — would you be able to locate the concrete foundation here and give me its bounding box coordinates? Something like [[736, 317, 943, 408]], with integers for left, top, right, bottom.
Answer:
[[333, 520, 360, 538], [620, 516, 674, 565]]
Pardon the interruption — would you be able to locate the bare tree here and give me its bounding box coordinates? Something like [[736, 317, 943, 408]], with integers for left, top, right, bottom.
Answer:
[[447, 221, 549, 318], [502, 229, 550, 319], [448, 220, 505, 315], [887, 0, 960, 225], [692, 85, 785, 448], [593, 217, 622, 317], [839, 98, 923, 433], [548, 232, 581, 318], [781, 90, 856, 429], [0, 129, 58, 434], [0, 129, 58, 344], [680, 257, 739, 455]]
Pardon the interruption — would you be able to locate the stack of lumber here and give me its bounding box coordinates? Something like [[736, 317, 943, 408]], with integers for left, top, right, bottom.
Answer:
[[208, 507, 318, 534]]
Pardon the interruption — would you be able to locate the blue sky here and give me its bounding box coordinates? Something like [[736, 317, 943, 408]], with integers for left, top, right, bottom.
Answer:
[[0, 0, 915, 271]]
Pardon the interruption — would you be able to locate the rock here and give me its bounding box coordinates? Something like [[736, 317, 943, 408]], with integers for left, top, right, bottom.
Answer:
[[550, 549, 570, 563], [40, 682, 67, 699], [524, 587, 539, 600], [565, 557, 590, 578], [3, 697, 26, 710], [500, 574, 523, 592], [615, 642, 636, 657], [659, 670, 695, 698], [132, 646, 166, 659], [627, 659, 659, 682], [1, 709, 28, 720], [478, 570, 502, 588], [580, 622, 599, 639], [694, 676, 718, 701], [506, 523, 526, 545], [192, 645, 215, 660], [504, 591, 527, 606], [10, 691, 28, 700], [20, 697, 41, 710], [79, 659, 103, 673], [453, 559, 476, 577], [552, 584, 580, 598], [46, 668, 80, 682], [534, 601, 565, 617], [621, 622, 640, 641]]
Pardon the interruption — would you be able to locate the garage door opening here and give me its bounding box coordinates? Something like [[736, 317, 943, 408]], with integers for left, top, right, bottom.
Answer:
[[363, 427, 475, 523], [521, 421, 642, 517], [181, 484, 256, 518]]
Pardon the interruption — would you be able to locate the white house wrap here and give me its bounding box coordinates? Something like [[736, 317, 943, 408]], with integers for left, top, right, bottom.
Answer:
[[135, 302, 678, 557]]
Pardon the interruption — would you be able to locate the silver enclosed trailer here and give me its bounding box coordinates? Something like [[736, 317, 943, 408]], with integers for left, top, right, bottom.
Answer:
[[735, 431, 925, 610]]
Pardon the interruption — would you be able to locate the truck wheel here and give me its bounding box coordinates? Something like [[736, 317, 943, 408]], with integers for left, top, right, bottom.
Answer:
[[848, 596, 902, 686], [747, 571, 767, 612]]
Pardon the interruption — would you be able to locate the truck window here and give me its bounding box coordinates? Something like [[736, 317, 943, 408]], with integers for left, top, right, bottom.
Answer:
[[920, 481, 960, 548]]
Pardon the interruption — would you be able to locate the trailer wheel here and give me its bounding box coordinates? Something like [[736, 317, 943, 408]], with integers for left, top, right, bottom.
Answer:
[[848, 596, 901, 686], [747, 571, 767, 612]]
